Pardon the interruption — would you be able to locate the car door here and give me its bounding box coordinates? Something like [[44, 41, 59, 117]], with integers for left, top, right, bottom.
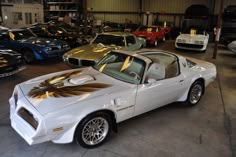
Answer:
[[110, 84, 137, 122], [134, 74, 186, 116]]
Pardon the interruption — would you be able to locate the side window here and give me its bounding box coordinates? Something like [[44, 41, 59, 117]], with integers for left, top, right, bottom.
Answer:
[[0, 34, 10, 41], [126, 36, 136, 45], [165, 60, 179, 78]]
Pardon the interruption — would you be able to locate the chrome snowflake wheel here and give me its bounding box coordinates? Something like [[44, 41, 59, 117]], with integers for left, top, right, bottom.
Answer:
[[76, 112, 112, 148], [184, 81, 204, 106], [189, 84, 203, 104], [82, 117, 109, 146]]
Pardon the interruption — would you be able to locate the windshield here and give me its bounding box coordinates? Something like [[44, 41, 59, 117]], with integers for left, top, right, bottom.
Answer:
[[47, 26, 65, 34], [138, 26, 157, 32], [183, 27, 206, 35], [93, 34, 125, 46], [94, 52, 145, 84], [11, 30, 36, 40]]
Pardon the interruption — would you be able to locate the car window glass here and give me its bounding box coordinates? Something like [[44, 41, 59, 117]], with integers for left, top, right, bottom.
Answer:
[[126, 36, 136, 45], [11, 30, 35, 40], [142, 52, 179, 80], [93, 34, 125, 46], [0, 33, 10, 40]]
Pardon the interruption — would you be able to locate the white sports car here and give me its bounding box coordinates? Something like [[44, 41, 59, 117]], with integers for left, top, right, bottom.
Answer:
[[175, 27, 209, 52], [10, 49, 216, 148]]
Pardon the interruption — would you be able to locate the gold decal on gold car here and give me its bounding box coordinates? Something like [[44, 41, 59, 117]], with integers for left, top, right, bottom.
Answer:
[[28, 70, 111, 99]]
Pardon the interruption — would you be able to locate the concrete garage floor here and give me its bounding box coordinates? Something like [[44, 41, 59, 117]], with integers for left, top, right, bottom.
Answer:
[[0, 40, 235, 157]]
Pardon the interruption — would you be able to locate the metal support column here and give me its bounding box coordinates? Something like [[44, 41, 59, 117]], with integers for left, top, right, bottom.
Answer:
[[0, 0, 2, 25], [83, 0, 88, 34], [213, 0, 224, 59]]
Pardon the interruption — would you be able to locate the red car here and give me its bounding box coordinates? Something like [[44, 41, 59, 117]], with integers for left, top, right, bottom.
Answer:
[[132, 25, 165, 46]]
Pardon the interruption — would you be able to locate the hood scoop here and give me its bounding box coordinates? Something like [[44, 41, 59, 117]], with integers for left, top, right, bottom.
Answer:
[[68, 75, 95, 85]]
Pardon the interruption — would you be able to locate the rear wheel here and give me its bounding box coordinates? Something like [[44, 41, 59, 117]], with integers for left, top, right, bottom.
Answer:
[[75, 112, 112, 148], [184, 81, 204, 106], [23, 49, 35, 63], [154, 38, 158, 46]]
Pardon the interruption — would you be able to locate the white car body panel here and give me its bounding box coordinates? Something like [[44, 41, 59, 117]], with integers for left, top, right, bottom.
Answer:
[[227, 41, 236, 54], [9, 49, 216, 145], [175, 34, 209, 51]]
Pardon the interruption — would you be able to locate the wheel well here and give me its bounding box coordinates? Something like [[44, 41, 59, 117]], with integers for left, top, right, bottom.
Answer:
[[194, 78, 205, 95]]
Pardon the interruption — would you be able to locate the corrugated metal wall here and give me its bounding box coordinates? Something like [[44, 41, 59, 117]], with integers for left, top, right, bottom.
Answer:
[[87, 0, 140, 23], [93, 14, 141, 23], [87, 0, 140, 12], [142, 0, 212, 13], [87, 0, 236, 24]]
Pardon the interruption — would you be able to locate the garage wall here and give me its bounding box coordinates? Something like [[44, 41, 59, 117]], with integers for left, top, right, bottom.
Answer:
[[214, 0, 236, 14], [2, 4, 44, 28], [88, 0, 236, 25]]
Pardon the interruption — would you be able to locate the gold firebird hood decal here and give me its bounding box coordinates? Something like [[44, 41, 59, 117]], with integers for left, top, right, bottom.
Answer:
[[28, 70, 111, 99]]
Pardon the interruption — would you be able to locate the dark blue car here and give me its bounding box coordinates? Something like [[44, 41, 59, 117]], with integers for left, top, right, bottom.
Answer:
[[0, 29, 70, 63]]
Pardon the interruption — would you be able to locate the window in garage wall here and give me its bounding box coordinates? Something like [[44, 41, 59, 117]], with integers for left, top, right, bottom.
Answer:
[[25, 13, 32, 24], [12, 12, 23, 24]]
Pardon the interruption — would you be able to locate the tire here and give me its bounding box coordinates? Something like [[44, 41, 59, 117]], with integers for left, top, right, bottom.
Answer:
[[184, 81, 204, 106], [75, 112, 112, 148], [154, 38, 158, 47], [23, 49, 35, 63], [162, 36, 166, 42]]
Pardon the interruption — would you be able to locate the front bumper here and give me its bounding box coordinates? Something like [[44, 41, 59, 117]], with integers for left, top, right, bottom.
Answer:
[[175, 42, 207, 51], [9, 88, 49, 145], [0, 66, 25, 78]]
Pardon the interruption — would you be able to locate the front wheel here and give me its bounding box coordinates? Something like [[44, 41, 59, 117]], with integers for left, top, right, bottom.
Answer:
[[184, 81, 204, 106], [75, 112, 112, 148], [23, 49, 35, 63]]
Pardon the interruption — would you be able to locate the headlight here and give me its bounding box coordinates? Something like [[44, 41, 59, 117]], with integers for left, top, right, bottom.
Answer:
[[177, 39, 186, 43], [63, 54, 68, 61], [194, 40, 204, 44], [77, 38, 82, 43], [147, 37, 151, 40], [45, 47, 52, 51], [62, 44, 69, 48]]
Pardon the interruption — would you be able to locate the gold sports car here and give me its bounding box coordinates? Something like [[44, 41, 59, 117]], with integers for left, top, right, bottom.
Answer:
[[63, 32, 146, 67]]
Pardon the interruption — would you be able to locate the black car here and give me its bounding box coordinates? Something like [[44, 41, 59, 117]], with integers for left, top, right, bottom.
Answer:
[[0, 46, 25, 77], [28, 24, 87, 48]]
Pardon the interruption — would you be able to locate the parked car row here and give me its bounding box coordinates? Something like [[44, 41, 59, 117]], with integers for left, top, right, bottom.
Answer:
[[1, 21, 218, 149]]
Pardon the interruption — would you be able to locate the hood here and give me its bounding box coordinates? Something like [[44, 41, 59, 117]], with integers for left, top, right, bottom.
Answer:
[[19, 37, 66, 46], [64, 43, 121, 61], [18, 67, 127, 115], [177, 34, 208, 41]]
